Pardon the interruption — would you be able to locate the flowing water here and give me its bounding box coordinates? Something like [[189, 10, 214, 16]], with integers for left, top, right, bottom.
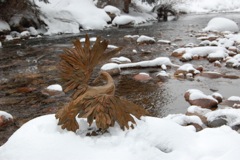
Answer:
[[1, 13, 240, 145]]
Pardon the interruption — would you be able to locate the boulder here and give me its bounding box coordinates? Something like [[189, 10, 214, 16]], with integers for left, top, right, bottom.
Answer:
[[133, 73, 152, 81], [184, 89, 218, 109], [207, 115, 228, 128]]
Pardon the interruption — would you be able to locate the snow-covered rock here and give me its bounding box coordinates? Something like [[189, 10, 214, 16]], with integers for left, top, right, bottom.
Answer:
[[119, 57, 179, 69], [226, 54, 240, 69], [0, 20, 10, 33], [104, 5, 121, 16], [0, 111, 13, 127], [174, 64, 200, 77], [137, 35, 156, 44], [28, 27, 39, 36], [47, 84, 63, 91], [172, 46, 229, 62], [20, 31, 31, 39], [203, 17, 239, 32], [112, 15, 135, 26], [184, 89, 218, 109], [101, 63, 121, 75]]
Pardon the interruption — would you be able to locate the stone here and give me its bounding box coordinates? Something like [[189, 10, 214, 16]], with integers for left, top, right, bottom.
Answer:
[[207, 116, 228, 128], [0, 111, 14, 128], [41, 88, 65, 97], [101, 63, 121, 76], [133, 73, 152, 81], [184, 89, 218, 109]]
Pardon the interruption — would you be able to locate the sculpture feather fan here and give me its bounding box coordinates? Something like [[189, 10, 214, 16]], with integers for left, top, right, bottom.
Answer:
[[56, 35, 148, 133]]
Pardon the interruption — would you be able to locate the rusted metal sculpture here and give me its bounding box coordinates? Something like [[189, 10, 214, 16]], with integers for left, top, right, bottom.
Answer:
[[55, 35, 148, 133]]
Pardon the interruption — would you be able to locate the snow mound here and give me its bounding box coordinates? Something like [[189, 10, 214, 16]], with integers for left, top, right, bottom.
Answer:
[[1, 115, 240, 160], [203, 17, 239, 32], [172, 46, 229, 61], [0, 20, 10, 32], [36, 0, 111, 34], [104, 5, 121, 16], [112, 15, 135, 26], [46, 84, 63, 91]]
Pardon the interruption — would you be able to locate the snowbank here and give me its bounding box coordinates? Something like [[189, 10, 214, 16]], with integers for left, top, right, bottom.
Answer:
[[203, 17, 239, 32], [36, 0, 111, 34], [177, 0, 240, 13], [1, 115, 240, 160]]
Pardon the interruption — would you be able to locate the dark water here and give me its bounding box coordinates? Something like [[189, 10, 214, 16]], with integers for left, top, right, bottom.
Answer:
[[1, 13, 240, 145]]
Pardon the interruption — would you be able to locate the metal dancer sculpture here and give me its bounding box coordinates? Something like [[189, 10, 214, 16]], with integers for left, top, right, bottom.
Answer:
[[56, 35, 148, 133]]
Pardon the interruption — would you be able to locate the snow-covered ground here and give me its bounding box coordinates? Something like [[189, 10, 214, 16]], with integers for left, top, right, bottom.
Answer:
[[0, 114, 240, 160], [33, 0, 240, 34]]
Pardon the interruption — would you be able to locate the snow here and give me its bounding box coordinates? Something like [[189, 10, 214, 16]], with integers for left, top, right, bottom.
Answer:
[[101, 63, 120, 71], [187, 105, 212, 115], [203, 17, 239, 33], [1, 114, 240, 160], [173, 46, 229, 61], [156, 71, 169, 77], [112, 15, 135, 26], [206, 108, 240, 126], [0, 111, 13, 120], [157, 40, 171, 44], [35, 0, 111, 34], [186, 89, 218, 102], [0, 20, 10, 32], [165, 114, 204, 128], [104, 5, 121, 16], [228, 96, 240, 101], [111, 56, 131, 64], [118, 57, 179, 69], [28, 27, 38, 36], [137, 35, 155, 43], [177, 0, 240, 13], [177, 64, 200, 74], [46, 84, 63, 91], [226, 54, 240, 67]]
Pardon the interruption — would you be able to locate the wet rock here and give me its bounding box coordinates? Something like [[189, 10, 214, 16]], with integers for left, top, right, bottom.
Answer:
[[101, 63, 121, 76], [184, 89, 218, 109], [133, 73, 152, 81], [200, 71, 222, 79], [207, 115, 228, 128], [212, 92, 223, 103], [156, 71, 169, 82], [231, 124, 240, 132], [214, 61, 222, 67], [221, 96, 240, 107], [188, 123, 203, 132]]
